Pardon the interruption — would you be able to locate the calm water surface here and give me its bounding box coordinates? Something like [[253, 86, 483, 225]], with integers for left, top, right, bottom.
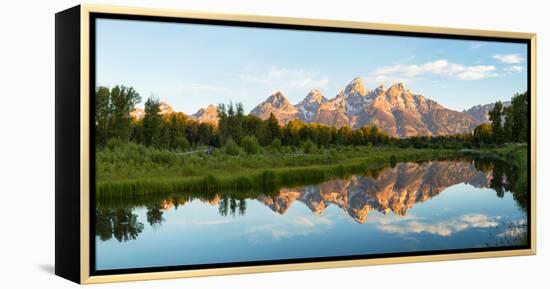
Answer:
[[95, 159, 527, 270]]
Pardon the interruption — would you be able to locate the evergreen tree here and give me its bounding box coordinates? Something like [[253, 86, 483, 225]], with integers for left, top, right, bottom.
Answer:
[[217, 103, 228, 143], [264, 113, 281, 144], [236, 102, 244, 117], [142, 97, 162, 147], [317, 125, 332, 147], [508, 92, 528, 142], [216, 102, 246, 144], [489, 101, 504, 144], [158, 125, 171, 149], [503, 106, 514, 141], [197, 123, 214, 146], [166, 114, 184, 150]]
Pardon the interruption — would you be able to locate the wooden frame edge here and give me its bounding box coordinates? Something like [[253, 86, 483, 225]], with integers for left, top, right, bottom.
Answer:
[[81, 3, 535, 39], [80, 4, 91, 284], [82, 249, 534, 284], [78, 3, 537, 284], [529, 34, 537, 255]]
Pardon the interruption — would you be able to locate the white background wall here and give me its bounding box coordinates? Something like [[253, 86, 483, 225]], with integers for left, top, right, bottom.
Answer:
[[0, 0, 546, 288]]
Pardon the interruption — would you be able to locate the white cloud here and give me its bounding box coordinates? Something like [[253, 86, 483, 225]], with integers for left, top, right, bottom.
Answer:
[[239, 66, 329, 90], [375, 213, 500, 237], [496, 227, 525, 238], [496, 219, 527, 238], [493, 54, 524, 64], [504, 65, 524, 73], [456, 65, 498, 80], [370, 59, 498, 83]]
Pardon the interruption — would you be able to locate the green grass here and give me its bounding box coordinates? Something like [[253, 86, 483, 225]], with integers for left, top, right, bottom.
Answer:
[[96, 142, 528, 199], [96, 142, 465, 199], [459, 143, 527, 160]]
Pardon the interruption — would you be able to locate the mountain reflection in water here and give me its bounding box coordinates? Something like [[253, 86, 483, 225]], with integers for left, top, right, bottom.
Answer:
[[95, 158, 527, 243]]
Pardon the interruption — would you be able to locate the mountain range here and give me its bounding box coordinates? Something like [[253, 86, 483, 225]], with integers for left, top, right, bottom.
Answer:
[[130, 77, 506, 138], [158, 160, 491, 224], [257, 160, 491, 223], [250, 78, 482, 137], [462, 101, 511, 123], [130, 101, 174, 120]]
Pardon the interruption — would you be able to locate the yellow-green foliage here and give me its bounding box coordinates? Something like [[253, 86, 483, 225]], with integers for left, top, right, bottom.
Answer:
[[96, 141, 462, 198]]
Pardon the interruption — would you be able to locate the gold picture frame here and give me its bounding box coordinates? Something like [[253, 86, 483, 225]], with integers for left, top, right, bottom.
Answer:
[[55, 4, 536, 284]]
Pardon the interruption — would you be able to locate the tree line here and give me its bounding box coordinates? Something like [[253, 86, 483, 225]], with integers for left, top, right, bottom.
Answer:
[[217, 102, 393, 150], [490, 92, 529, 143], [96, 85, 528, 152], [397, 92, 528, 149], [96, 85, 217, 150], [95, 85, 393, 153], [469, 92, 528, 145]]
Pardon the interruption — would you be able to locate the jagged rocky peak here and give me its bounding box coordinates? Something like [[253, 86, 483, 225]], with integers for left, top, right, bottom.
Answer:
[[265, 91, 292, 108], [344, 77, 369, 96], [193, 104, 219, 126], [372, 84, 386, 94], [255, 161, 492, 223], [250, 90, 298, 124], [463, 101, 511, 123], [159, 101, 174, 114], [130, 100, 173, 119], [382, 82, 419, 109], [303, 89, 327, 104], [336, 77, 372, 115], [387, 82, 406, 95], [197, 104, 217, 113], [137, 77, 484, 138], [297, 89, 328, 122]]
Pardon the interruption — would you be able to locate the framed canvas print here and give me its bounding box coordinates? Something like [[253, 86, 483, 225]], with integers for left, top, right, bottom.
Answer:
[[55, 4, 536, 284]]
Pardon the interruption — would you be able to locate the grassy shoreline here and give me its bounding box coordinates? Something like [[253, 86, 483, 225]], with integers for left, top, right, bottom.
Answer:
[[96, 143, 526, 199]]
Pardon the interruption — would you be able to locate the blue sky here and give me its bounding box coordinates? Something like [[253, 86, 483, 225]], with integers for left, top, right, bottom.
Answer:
[[96, 18, 527, 114]]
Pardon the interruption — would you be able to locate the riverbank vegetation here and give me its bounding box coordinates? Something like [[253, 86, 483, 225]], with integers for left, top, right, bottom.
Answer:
[[94, 85, 529, 199], [97, 144, 460, 198], [95, 86, 527, 151]]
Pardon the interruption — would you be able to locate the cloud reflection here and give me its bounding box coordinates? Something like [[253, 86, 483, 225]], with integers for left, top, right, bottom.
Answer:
[[245, 213, 334, 242], [375, 213, 500, 237]]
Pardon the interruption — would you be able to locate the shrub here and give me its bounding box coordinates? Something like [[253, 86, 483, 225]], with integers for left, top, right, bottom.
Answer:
[[302, 139, 319, 154], [223, 138, 241, 156], [281, 146, 293, 154], [241, 135, 260, 155], [105, 138, 125, 150], [270, 138, 282, 152], [150, 150, 175, 166], [173, 136, 190, 152]]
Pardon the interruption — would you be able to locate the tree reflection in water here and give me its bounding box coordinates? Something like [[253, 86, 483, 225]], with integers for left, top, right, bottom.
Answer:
[[474, 158, 527, 211], [218, 196, 247, 217], [95, 208, 144, 242], [146, 204, 165, 228], [96, 157, 527, 242]]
